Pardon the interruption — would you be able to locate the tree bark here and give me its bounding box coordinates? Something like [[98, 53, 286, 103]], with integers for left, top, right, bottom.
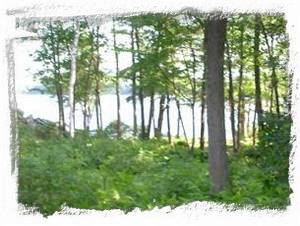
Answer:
[[166, 92, 171, 144], [130, 24, 138, 136], [176, 99, 181, 138], [254, 15, 263, 129], [49, 21, 65, 132], [94, 26, 103, 131], [236, 23, 245, 151], [113, 20, 121, 139], [69, 20, 80, 138], [225, 39, 237, 152], [135, 28, 146, 139], [190, 45, 197, 153], [205, 18, 229, 193], [200, 27, 208, 151], [155, 94, 166, 138], [146, 90, 155, 139]]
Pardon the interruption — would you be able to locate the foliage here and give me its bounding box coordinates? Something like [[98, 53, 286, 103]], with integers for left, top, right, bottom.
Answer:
[[246, 113, 291, 184], [18, 122, 291, 216], [104, 120, 134, 138]]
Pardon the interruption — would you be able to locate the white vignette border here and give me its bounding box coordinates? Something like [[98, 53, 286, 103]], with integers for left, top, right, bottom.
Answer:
[[0, 0, 300, 226]]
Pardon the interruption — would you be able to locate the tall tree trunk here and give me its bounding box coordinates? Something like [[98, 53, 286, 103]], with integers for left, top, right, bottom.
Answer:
[[190, 45, 197, 153], [69, 20, 80, 138], [200, 27, 208, 151], [146, 90, 155, 139], [57, 89, 65, 132], [49, 21, 65, 132], [155, 94, 166, 138], [166, 92, 171, 144], [135, 28, 146, 139], [86, 105, 91, 131], [270, 87, 274, 113], [176, 100, 181, 138], [240, 99, 245, 138], [237, 23, 245, 151], [113, 20, 121, 139], [199, 96, 205, 150], [94, 26, 103, 131], [246, 106, 251, 136], [252, 109, 257, 145], [254, 15, 263, 129], [95, 91, 100, 130], [95, 81, 103, 131], [271, 62, 280, 116], [205, 18, 229, 193], [83, 102, 88, 130], [130, 24, 138, 136], [98, 93, 103, 130], [225, 39, 237, 152], [139, 88, 146, 139]]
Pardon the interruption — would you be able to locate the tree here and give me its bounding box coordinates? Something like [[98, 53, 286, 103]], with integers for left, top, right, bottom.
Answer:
[[225, 38, 237, 152], [236, 20, 245, 151], [205, 16, 229, 192], [69, 20, 80, 138], [34, 20, 74, 133], [253, 15, 263, 144], [130, 23, 138, 136], [112, 19, 121, 139]]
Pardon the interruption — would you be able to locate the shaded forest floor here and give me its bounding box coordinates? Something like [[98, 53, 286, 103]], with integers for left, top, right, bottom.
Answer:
[[17, 120, 291, 216]]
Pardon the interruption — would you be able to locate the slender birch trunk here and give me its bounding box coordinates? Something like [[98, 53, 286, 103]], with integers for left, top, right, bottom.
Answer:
[[69, 20, 80, 138]]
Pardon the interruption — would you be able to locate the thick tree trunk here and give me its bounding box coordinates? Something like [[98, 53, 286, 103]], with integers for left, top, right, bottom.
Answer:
[[113, 20, 121, 139], [155, 94, 166, 138], [205, 18, 229, 193], [225, 39, 237, 152], [69, 20, 80, 138]]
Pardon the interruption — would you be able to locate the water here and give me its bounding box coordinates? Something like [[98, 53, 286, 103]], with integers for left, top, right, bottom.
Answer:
[[16, 92, 255, 140]]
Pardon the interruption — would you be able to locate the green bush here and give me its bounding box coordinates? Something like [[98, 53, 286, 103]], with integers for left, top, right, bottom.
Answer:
[[18, 119, 291, 216]]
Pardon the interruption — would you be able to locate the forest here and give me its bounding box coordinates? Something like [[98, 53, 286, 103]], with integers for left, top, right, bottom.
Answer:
[[17, 13, 292, 216]]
